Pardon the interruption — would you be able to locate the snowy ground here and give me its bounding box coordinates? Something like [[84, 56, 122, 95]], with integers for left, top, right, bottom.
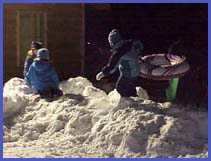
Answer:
[[3, 77, 208, 158]]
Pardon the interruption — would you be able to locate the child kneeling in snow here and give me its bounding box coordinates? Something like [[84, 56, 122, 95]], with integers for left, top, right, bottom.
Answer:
[[25, 48, 63, 100]]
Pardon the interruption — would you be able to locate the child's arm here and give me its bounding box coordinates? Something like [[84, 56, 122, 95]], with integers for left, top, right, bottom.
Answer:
[[23, 50, 34, 77], [133, 40, 144, 54], [25, 66, 32, 85], [101, 51, 122, 76], [96, 52, 122, 81]]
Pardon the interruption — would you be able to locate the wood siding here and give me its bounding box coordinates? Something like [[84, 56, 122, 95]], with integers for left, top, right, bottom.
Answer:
[[3, 3, 84, 83]]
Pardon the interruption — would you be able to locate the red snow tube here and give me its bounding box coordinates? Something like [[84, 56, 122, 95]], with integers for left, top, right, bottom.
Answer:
[[140, 54, 190, 80]]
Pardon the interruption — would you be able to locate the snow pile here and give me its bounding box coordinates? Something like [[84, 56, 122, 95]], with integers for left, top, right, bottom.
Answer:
[[3, 77, 208, 158], [3, 78, 35, 119], [60, 77, 93, 95]]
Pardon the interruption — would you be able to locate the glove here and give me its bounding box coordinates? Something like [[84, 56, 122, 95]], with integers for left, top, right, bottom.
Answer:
[[96, 72, 105, 81]]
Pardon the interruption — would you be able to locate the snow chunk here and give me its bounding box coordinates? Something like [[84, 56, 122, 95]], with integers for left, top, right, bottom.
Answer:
[[60, 77, 92, 95], [3, 78, 35, 119]]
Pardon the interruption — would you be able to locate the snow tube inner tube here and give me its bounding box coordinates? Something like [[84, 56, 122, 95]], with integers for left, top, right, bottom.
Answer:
[[140, 54, 190, 80]]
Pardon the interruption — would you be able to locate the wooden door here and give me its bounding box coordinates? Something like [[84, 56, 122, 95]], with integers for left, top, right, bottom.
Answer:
[[17, 11, 47, 67]]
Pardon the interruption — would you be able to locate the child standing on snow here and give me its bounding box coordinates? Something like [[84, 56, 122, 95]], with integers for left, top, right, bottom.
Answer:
[[25, 48, 63, 100], [96, 29, 144, 108]]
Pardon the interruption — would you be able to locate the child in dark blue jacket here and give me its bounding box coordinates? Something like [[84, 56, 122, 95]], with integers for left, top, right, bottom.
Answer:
[[25, 48, 62, 99], [96, 29, 144, 97]]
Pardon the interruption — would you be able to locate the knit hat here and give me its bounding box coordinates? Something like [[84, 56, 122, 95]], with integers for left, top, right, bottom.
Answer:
[[31, 41, 42, 49], [36, 48, 50, 60], [108, 29, 123, 47]]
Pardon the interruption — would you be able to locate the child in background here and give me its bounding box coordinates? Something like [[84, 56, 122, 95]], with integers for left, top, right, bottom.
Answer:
[[23, 41, 42, 77], [25, 48, 63, 100]]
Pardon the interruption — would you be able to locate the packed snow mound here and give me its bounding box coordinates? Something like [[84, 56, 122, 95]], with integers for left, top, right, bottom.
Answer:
[[3, 78, 35, 119], [3, 77, 208, 158], [60, 77, 93, 95]]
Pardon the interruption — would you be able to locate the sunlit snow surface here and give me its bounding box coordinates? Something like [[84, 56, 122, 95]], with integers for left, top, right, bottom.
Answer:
[[3, 77, 208, 158]]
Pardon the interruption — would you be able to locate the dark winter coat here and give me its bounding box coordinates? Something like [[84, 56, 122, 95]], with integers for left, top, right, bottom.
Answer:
[[101, 39, 144, 78]]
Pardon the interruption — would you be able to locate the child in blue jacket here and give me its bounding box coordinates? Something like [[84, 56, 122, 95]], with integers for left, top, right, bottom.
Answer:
[[25, 48, 63, 99], [96, 29, 144, 97]]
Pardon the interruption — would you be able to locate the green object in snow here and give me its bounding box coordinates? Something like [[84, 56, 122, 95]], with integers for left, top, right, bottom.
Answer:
[[165, 78, 179, 102]]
